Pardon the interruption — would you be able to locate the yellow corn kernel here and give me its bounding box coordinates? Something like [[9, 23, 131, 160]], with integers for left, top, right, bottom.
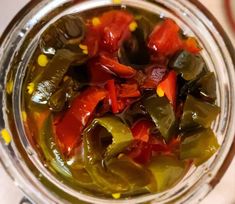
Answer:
[[112, 193, 121, 199], [27, 82, 35, 95], [6, 80, 13, 94], [113, 0, 121, 4], [157, 86, 164, 97], [92, 17, 101, 26], [37, 54, 49, 67], [129, 21, 138, 32], [1, 129, 12, 145], [21, 111, 27, 122]]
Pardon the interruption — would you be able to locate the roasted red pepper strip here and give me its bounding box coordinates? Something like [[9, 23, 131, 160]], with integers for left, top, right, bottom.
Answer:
[[119, 83, 141, 98], [128, 141, 152, 165], [100, 54, 136, 78], [158, 70, 177, 106], [184, 37, 202, 54], [106, 79, 119, 114], [55, 87, 107, 156], [142, 66, 167, 89], [100, 10, 134, 52], [88, 59, 113, 85], [83, 11, 134, 56], [131, 120, 153, 142], [148, 19, 183, 56]]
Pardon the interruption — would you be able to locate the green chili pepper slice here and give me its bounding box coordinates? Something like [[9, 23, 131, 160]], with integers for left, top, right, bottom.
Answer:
[[170, 50, 204, 81], [180, 128, 220, 166], [84, 116, 133, 161], [31, 49, 84, 105], [143, 95, 176, 141], [39, 115, 71, 178], [195, 72, 217, 102], [148, 155, 186, 192], [180, 95, 220, 130]]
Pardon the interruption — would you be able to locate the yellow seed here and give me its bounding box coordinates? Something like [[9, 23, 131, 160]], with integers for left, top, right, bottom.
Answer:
[[27, 82, 35, 95], [82, 49, 89, 55], [113, 0, 121, 4], [21, 111, 27, 122], [112, 193, 121, 199], [37, 54, 49, 67], [79, 44, 88, 50], [157, 86, 165, 97], [129, 21, 138, 32], [6, 80, 13, 94], [1, 129, 12, 145], [92, 17, 101, 26]]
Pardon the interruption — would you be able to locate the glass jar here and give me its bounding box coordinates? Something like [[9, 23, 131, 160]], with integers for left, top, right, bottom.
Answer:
[[0, 0, 234, 203]]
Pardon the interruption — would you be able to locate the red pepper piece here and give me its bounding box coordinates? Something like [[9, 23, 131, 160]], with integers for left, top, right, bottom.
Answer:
[[148, 19, 183, 56], [142, 65, 167, 89], [128, 141, 152, 165], [149, 136, 168, 153], [100, 53, 136, 78], [106, 79, 119, 114], [88, 59, 113, 85], [184, 37, 202, 54], [158, 70, 177, 106], [55, 87, 107, 156], [131, 120, 153, 142], [119, 83, 141, 98], [100, 11, 134, 52]]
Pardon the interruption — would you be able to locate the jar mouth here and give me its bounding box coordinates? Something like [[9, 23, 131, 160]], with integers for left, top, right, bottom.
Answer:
[[0, 0, 235, 203]]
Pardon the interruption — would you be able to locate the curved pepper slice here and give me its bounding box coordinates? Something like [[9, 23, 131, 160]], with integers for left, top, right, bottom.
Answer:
[[84, 116, 133, 161], [180, 95, 220, 130], [180, 128, 220, 166], [55, 87, 107, 156], [143, 95, 176, 141], [148, 155, 186, 192], [100, 54, 136, 78], [39, 115, 72, 177]]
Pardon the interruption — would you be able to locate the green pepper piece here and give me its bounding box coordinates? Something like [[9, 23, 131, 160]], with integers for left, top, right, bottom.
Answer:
[[180, 128, 220, 166], [48, 77, 79, 112], [87, 163, 130, 193], [148, 155, 186, 192], [107, 155, 154, 190], [39, 115, 71, 178], [84, 116, 133, 161], [118, 16, 151, 68], [195, 72, 217, 102], [31, 49, 83, 105], [41, 15, 85, 53], [180, 95, 220, 130], [143, 95, 176, 141], [170, 50, 204, 81]]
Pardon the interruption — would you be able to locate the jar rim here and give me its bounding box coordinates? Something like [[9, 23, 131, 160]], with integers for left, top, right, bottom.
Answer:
[[0, 0, 235, 203]]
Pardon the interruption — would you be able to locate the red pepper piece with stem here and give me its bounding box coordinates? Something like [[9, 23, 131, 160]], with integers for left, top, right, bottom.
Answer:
[[100, 53, 136, 78], [55, 87, 107, 156], [148, 19, 183, 56], [158, 70, 177, 107]]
